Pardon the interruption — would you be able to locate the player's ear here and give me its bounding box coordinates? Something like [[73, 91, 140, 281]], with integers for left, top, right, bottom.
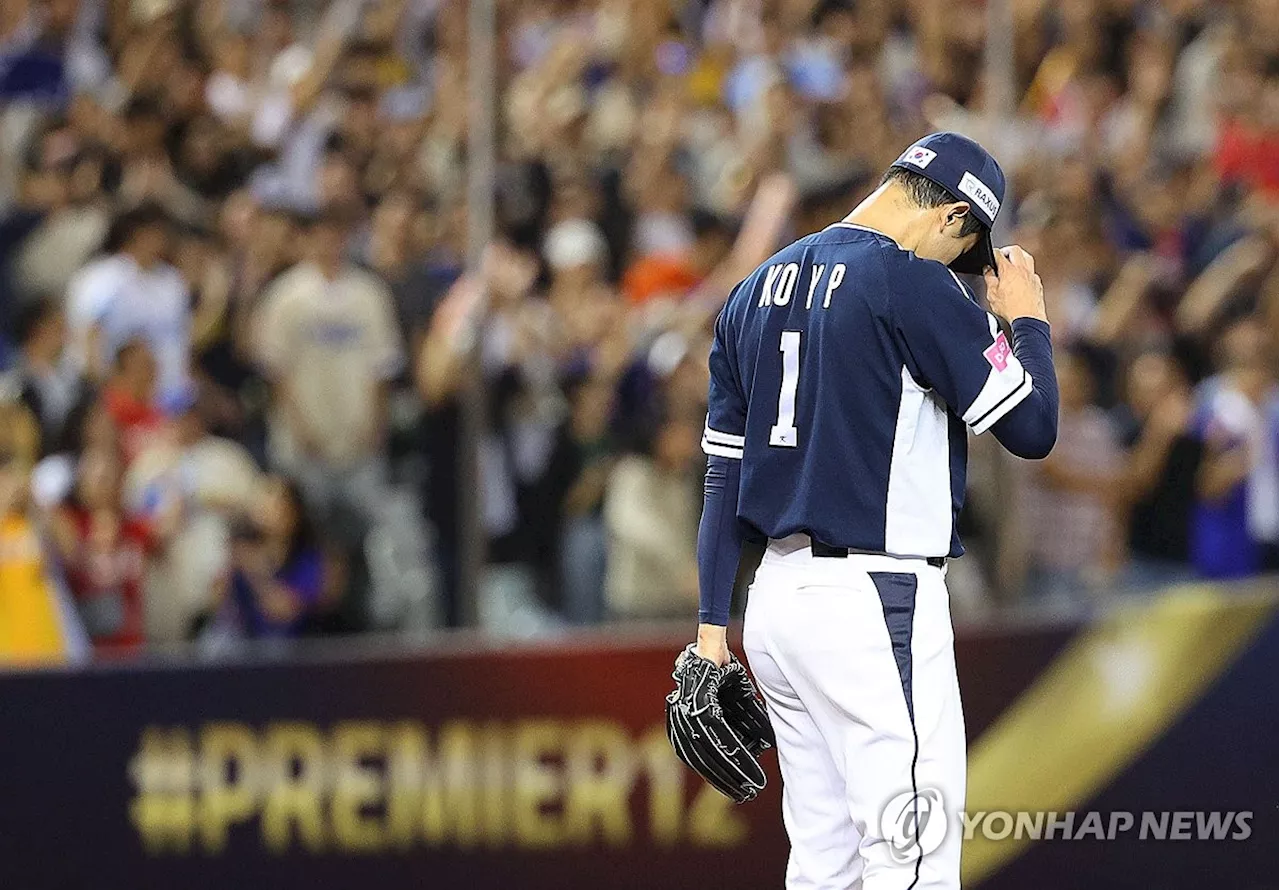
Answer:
[[944, 203, 970, 230]]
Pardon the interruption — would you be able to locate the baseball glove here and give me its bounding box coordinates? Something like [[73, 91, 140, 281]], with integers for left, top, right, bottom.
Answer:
[[664, 644, 775, 803]]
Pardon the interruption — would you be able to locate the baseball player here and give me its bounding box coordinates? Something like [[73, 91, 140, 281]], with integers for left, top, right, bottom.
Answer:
[[665, 133, 1059, 889]]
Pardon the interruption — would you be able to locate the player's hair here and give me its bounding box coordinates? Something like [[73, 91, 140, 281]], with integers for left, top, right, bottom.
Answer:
[[880, 167, 985, 237]]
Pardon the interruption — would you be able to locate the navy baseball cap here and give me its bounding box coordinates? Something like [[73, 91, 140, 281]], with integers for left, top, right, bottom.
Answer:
[[891, 132, 1006, 275]]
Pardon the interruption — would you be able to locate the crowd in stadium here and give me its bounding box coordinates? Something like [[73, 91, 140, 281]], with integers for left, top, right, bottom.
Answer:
[[0, 0, 1275, 657]]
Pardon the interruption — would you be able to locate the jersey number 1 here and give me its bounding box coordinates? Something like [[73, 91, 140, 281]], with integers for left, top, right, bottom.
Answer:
[[769, 331, 800, 447]]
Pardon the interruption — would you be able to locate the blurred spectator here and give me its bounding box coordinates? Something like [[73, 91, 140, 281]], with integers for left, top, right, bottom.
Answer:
[[253, 208, 402, 526], [1021, 352, 1124, 599], [196, 198, 295, 443], [8, 297, 90, 454], [364, 189, 439, 352], [214, 476, 338, 639], [65, 203, 190, 400], [124, 394, 261, 642], [1191, 320, 1279, 579], [604, 410, 701, 619], [100, 337, 162, 462], [5, 131, 110, 310], [544, 217, 619, 363], [204, 30, 257, 130], [50, 446, 163, 655], [0, 398, 77, 663], [1214, 60, 1278, 200], [1115, 349, 1200, 589], [553, 375, 616, 624], [29, 395, 118, 512]]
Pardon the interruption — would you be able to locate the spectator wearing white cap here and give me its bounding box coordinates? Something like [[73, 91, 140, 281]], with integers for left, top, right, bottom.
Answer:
[[543, 217, 621, 371], [543, 217, 608, 275]]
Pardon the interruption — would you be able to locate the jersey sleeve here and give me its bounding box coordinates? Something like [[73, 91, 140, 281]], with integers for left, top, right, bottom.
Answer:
[[702, 300, 747, 460], [891, 261, 1033, 435]]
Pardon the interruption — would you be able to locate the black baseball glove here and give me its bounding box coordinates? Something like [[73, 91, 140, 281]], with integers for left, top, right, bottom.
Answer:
[[664, 644, 775, 803]]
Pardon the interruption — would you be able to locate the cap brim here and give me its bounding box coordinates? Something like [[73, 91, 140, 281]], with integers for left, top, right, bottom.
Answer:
[[949, 229, 996, 276]]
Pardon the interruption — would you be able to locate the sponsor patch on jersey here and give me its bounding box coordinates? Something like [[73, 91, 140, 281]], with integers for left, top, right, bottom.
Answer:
[[958, 172, 1000, 222], [983, 331, 1012, 371], [900, 146, 937, 169]]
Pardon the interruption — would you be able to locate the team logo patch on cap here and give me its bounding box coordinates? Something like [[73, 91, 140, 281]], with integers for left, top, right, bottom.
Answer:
[[984, 331, 1011, 371], [958, 171, 1000, 222], [900, 146, 937, 169]]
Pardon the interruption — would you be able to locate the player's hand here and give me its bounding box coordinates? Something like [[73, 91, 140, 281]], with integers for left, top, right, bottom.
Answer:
[[983, 246, 1047, 323], [665, 643, 774, 803], [694, 623, 730, 667]]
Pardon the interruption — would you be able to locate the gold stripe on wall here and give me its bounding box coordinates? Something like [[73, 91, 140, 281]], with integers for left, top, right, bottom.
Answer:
[[962, 584, 1276, 885]]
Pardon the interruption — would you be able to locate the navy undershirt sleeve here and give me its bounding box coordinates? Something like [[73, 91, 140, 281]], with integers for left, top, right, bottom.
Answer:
[[697, 454, 743, 626], [990, 317, 1059, 459]]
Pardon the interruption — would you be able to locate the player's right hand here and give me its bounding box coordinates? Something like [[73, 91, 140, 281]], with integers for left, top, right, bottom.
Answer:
[[984, 245, 1048, 323], [665, 645, 774, 803], [695, 622, 731, 667]]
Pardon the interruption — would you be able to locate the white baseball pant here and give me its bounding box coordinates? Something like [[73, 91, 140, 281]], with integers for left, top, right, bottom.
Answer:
[[743, 534, 966, 889]]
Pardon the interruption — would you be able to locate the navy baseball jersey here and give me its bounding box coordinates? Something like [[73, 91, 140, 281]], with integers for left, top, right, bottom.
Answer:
[[702, 223, 1033, 558]]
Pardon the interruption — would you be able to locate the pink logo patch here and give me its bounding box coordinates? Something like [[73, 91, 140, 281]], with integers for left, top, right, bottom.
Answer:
[[984, 332, 1011, 371]]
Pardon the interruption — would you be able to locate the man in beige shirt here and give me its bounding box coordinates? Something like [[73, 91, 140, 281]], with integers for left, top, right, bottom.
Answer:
[[603, 413, 701, 618], [253, 209, 403, 526]]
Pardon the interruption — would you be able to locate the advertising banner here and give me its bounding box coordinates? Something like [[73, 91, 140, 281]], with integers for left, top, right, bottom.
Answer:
[[0, 586, 1274, 889]]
